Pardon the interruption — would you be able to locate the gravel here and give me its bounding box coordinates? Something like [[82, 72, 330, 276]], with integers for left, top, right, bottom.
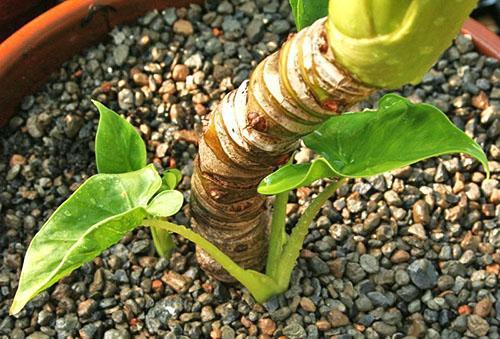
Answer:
[[0, 0, 499, 338]]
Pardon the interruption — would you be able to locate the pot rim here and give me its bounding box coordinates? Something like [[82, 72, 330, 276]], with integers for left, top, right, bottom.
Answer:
[[0, 3, 499, 127]]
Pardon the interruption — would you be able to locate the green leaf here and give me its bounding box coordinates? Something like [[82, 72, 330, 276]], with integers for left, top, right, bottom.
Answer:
[[258, 158, 337, 195], [305, 94, 489, 177], [10, 165, 161, 315], [160, 168, 182, 191], [93, 100, 147, 174], [258, 94, 489, 193], [289, 0, 329, 30], [146, 190, 184, 217]]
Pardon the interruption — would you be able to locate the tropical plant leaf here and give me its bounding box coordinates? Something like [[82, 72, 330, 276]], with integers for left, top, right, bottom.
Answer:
[[10, 165, 161, 315], [259, 94, 489, 194], [289, 0, 329, 30], [93, 100, 147, 174]]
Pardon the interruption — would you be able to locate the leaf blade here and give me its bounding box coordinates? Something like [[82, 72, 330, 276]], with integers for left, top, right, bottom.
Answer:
[[304, 94, 489, 178], [146, 190, 184, 217], [93, 100, 147, 174], [10, 165, 161, 314]]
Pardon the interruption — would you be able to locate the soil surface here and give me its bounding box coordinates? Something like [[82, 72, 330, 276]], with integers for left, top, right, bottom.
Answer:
[[0, 1, 499, 338]]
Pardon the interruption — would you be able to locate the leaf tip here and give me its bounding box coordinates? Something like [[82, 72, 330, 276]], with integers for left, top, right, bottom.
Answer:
[[9, 298, 23, 316]]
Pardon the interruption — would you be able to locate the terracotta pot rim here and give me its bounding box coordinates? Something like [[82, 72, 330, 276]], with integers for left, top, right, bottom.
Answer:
[[0, 3, 499, 127]]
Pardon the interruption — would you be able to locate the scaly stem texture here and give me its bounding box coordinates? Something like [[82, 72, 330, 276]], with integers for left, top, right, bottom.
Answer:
[[191, 19, 374, 281]]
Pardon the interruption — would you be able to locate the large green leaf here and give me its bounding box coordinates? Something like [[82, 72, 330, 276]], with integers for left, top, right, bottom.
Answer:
[[259, 94, 489, 194], [10, 165, 161, 315], [289, 0, 329, 30], [93, 100, 147, 174]]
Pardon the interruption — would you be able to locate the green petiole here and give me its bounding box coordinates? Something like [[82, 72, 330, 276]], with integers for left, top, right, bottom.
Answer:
[[142, 219, 282, 303], [266, 190, 289, 279], [275, 178, 345, 289]]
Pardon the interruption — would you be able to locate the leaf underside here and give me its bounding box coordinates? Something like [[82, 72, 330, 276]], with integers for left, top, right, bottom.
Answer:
[[10, 165, 161, 315], [259, 94, 489, 194]]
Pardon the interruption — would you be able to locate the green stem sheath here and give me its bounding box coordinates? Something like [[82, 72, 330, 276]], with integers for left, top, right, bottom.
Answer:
[[266, 190, 289, 279], [275, 178, 345, 289], [143, 219, 281, 303], [150, 226, 175, 258]]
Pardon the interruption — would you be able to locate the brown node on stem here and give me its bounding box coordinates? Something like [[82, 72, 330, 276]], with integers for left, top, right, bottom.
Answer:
[[286, 32, 296, 42], [322, 99, 340, 113], [209, 188, 227, 201], [319, 29, 329, 54], [247, 111, 268, 132]]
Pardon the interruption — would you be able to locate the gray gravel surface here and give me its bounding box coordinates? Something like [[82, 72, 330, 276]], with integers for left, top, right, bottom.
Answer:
[[1, 1, 499, 338]]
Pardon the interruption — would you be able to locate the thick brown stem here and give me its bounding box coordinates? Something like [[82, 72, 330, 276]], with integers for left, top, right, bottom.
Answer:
[[191, 19, 375, 281]]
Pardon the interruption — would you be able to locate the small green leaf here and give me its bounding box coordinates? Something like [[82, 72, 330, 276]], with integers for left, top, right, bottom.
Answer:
[[146, 190, 184, 217], [160, 168, 182, 191], [305, 94, 489, 178], [148, 186, 183, 257], [93, 100, 147, 174], [258, 158, 337, 195], [290, 0, 329, 30], [10, 165, 161, 315]]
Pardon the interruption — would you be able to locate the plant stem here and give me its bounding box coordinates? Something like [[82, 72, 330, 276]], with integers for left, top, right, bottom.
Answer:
[[143, 219, 281, 303], [266, 190, 289, 279], [275, 177, 346, 289]]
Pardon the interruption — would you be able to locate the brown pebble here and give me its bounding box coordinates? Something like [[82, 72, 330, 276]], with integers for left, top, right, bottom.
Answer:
[[491, 189, 500, 204], [327, 309, 350, 328], [300, 297, 317, 312], [461, 231, 480, 251], [472, 91, 489, 110], [210, 328, 221, 339], [286, 203, 299, 215], [9, 154, 26, 167], [172, 64, 189, 82], [316, 319, 331, 331], [132, 72, 149, 86], [391, 249, 410, 263], [173, 19, 194, 35], [258, 318, 276, 336], [412, 200, 430, 224], [161, 271, 190, 293], [474, 298, 492, 317], [328, 257, 346, 278], [174, 129, 199, 145]]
